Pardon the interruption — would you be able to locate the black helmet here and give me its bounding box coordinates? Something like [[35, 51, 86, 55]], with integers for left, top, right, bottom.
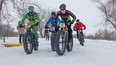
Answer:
[[76, 19, 80, 22], [28, 6, 34, 12], [51, 12, 56, 16], [59, 4, 66, 10]]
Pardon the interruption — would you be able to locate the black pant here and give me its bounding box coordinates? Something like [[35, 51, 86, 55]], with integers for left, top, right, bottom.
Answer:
[[19, 34, 24, 44], [67, 25, 73, 40]]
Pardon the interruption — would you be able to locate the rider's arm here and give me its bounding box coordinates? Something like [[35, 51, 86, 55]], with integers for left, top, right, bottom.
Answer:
[[67, 10, 76, 22], [45, 18, 52, 27], [20, 14, 27, 24], [81, 22, 86, 28], [58, 18, 61, 23], [57, 17, 61, 23], [80, 22, 86, 30], [33, 13, 40, 26], [37, 14, 40, 23], [55, 18, 61, 26], [31, 13, 40, 26]]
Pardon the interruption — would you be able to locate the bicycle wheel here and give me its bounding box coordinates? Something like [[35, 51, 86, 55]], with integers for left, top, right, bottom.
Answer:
[[55, 30, 66, 56], [51, 33, 55, 51], [23, 33, 33, 54], [79, 34, 84, 46], [67, 36, 73, 52]]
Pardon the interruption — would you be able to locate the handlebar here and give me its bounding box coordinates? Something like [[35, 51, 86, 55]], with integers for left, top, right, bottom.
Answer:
[[19, 24, 34, 29]]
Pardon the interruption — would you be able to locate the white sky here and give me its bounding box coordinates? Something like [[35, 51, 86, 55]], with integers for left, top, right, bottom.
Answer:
[[31, 0, 105, 35]]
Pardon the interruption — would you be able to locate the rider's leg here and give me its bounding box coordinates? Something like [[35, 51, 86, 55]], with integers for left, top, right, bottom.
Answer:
[[81, 31, 85, 42], [77, 30, 79, 39], [67, 25, 72, 40], [32, 26, 39, 43]]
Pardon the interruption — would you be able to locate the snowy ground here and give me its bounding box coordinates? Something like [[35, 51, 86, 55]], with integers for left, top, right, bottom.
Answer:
[[0, 37, 116, 65]]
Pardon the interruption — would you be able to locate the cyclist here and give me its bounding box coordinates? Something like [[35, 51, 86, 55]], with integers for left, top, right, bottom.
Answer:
[[45, 12, 61, 32], [73, 19, 86, 40], [19, 6, 40, 44], [55, 4, 76, 42]]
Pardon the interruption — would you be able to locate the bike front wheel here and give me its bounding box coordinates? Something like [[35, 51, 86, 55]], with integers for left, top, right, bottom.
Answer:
[[51, 33, 56, 51], [55, 30, 66, 56], [23, 33, 33, 54]]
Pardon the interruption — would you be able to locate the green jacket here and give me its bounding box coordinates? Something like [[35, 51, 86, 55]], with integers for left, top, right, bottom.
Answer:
[[20, 12, 40, 25]]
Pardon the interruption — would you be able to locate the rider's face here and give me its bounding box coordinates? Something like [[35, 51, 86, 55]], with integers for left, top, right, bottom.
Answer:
[[52, 15, 56, 18], [61, 9, 66, 14], [29, 8, 34, 12], [77, 22, 80, 23]]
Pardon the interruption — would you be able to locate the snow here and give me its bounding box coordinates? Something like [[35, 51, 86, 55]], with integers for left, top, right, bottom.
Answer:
[[0, 37, 116, 65]]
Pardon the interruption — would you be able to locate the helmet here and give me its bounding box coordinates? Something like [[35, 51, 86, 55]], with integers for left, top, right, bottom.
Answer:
[[59, 4, 66, 10], [51, 12, 56, 16], [28, 6, 34, 12], [76, 19, 80, 22]]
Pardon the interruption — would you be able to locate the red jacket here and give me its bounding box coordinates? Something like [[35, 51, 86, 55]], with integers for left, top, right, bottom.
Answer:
[[73, 22, 86, 30]]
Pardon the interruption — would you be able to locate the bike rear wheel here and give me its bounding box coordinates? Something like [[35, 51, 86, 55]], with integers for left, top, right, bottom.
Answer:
[[67, 36, 73, 52]]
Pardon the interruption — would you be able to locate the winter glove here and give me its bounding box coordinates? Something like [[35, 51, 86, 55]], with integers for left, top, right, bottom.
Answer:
[[71, 20, 75, 23], [19, 24, 23, 28], [84, 27, 86, 30], [73, 28, 77, 31]]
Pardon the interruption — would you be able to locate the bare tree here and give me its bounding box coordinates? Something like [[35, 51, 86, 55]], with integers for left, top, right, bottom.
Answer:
[[93, 0, 116, 29], [0, 0, 4, 40]]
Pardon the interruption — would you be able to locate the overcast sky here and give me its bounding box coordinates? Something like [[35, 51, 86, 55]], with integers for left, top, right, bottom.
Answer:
[[25, 0, 108, 35]]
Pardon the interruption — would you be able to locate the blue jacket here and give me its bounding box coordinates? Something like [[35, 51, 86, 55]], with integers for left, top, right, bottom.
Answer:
[[45, 17, 61, 27]]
